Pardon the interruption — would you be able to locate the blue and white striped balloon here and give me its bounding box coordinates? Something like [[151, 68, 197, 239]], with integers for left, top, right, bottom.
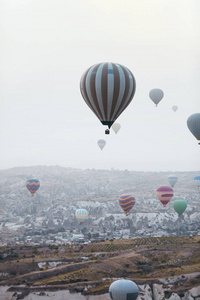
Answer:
[[75, 209, 88, 222]]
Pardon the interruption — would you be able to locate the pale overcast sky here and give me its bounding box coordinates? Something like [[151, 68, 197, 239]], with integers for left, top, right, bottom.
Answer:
[[0, 0, 200, 171]]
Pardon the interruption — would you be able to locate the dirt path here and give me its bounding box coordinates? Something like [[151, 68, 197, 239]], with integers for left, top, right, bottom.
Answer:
[[1, 260, 92, 284]]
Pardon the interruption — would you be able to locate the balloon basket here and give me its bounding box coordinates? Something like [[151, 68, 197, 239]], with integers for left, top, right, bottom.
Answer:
[[105, 129, 110, 134]]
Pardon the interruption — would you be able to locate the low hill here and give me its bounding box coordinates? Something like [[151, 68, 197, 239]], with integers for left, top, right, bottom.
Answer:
[[0, 236, 200, 298]]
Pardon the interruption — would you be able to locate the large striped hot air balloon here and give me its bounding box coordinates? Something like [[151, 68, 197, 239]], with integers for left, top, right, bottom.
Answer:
[[26, 179, 40, 196], [156, 186, 174, 207], [119, 194, 136, 215], [80, 62, 136, 134]]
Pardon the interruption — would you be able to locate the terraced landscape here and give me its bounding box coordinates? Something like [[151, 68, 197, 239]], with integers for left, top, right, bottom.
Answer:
[[0, 235, 200, 298]]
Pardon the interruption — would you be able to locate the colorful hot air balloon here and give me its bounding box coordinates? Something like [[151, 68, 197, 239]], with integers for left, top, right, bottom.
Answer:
[[168, 174, 178, 187], [109, 279, 139, 300], [187, 113, 200, 143], [172, 105, 178, 112], [149, 88, 164, 106], [97, 139, 106, 150], [75, 209, 88, 224], [156, 186, 174, 207], [26, 179, 40, 196], [112, 122, 121, 134], [119, 194, 136, 215], [173, 200, 187, 216], [194, 175, 200, 188], [80, 62, 136, 134]]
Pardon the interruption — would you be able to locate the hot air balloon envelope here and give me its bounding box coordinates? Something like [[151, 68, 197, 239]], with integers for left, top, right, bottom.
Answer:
[[156, 186, 174, 206], [172, 106, 178, 112], [112, 123, 121, 134], [109, 279, 139, 300], [173, 200, 187, 215], [168, 174, 178, 187], [26, 179, 40, 196], [194, 175, 200, 187], [75, 209, 88, 223], [97, 139, 106, 150], [149, 89, 164, 106], [80, 62, 136, 130], [119, 194, 136, 215], [187, 113, 200, 141]]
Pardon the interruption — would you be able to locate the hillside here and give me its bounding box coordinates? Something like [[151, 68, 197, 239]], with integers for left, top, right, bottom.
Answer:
[[0, 236, 200, 298], [0, 166, 199, 247]]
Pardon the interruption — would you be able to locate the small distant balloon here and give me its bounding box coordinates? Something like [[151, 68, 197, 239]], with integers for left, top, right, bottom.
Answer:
[[172, 106, 178, 112], [119, 194, 136, 215], [80, 62, 136, 133], [194, 175, 200, 188], [149, 88, 164, 106], [187, 113, 200, 143], [168, 174, 178, 188], [156, 186, 174, 206], [75, 209, 88, 224], [26, 179, 40, 196], [109, 279, 139, 300], [112, 122, 121, 134], [173, 200, 187, 216], [97, 139, 106, 150]]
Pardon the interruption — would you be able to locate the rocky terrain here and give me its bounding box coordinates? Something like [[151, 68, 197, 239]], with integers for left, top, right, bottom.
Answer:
[[0, 166, 199, 245], [0, 236, 199, 299], [0, 166, 200, 299]]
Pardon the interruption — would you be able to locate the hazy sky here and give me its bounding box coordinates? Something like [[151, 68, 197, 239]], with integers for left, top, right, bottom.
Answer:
[[1, 0, 200, 171]]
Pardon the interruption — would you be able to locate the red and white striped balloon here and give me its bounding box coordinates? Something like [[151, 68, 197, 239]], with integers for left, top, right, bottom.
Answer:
[[156, 186, 174, 207]]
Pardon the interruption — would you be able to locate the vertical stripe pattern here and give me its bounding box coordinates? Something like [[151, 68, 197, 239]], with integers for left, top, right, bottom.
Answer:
[[80, 62, 136, 127], [75, 209, 88, 222]]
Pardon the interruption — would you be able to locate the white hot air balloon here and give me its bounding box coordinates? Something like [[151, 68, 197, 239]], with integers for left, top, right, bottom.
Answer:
[[97, 139, 106, 150], [168, 174, 178, 187], [172, 105, 178, 112], [75, 209, 88, 224], [112, 123, 121, 134], [109, 279, 139, 300], [149, 88, 164, 106]]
